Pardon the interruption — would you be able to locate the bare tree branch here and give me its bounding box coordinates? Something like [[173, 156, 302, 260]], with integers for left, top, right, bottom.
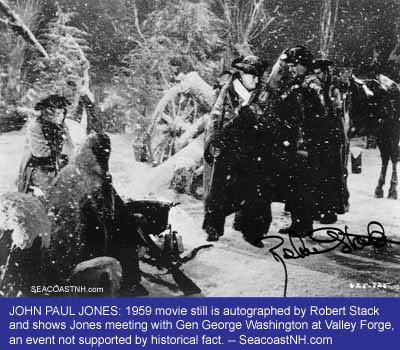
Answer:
[[217, 0, 280, 57], [0, 0, 48, 58], [320, 0, 340, 58], [132, 0, 145, 41]]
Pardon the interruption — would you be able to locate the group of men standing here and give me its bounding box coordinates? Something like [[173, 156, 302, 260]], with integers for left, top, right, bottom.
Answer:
[[202, 45, 349, 248]]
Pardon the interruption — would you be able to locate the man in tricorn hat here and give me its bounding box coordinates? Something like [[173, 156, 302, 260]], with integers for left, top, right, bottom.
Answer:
[[203, 55, 271, 247], [282, 45, 314, 83], [17, 94, 74, 196], [278, 45, 322, 236]]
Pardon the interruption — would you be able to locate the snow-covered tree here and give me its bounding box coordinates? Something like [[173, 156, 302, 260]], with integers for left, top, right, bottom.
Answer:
[[122, 0, 224, 100], [215, 0, 282, 60], [28, 8, 89, 109], [109, 0, 225, 138], [0, 0, 42, 105]]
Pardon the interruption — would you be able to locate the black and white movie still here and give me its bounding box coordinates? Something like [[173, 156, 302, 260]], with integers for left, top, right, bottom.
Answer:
[[0, 0, 400, 297]]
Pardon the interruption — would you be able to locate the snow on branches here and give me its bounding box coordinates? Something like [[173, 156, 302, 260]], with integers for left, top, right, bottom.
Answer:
[[0, 192, 51, 250], [0, 0, 48, 58], [29, 8, 90, 107]]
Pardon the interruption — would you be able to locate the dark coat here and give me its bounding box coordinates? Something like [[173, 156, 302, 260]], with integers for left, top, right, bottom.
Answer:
[[278, 75, 327, 224], [44, 133, 140, 288], [258, 86, 306, 202], [203, 74, 291, 235], [204, 76, 265, 217], [289, 75, 348, 216]]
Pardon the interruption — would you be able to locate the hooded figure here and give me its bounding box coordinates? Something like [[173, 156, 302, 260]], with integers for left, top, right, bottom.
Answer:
[[45, 133, 146, 296], [17, 95, 74, 196]]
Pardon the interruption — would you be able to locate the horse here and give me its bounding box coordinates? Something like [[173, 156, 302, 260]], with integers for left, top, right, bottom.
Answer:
[[338, 70, 400, 199]]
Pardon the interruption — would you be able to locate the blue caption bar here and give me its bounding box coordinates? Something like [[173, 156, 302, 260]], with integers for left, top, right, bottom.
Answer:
[[0, 298, 399, 349]]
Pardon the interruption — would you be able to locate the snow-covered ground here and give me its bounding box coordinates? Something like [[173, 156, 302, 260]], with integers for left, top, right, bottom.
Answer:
[[1, 121, 400, 297]]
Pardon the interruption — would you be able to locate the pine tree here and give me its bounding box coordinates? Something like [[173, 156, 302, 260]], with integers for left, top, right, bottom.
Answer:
[[0, 0, 42, 105], [28, 7, 89, 108], [113, 0, 224, 129]]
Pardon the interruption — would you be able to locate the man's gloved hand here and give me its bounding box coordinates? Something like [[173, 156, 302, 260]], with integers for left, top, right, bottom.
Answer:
[[204, 131, 224, 164]]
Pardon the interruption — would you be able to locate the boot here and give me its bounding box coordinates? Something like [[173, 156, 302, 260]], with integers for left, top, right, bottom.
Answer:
[[279, 225, 294, 234], [205, 225, 223, 242], [203, 213, 224, 241], [243, 235, 264, 248]]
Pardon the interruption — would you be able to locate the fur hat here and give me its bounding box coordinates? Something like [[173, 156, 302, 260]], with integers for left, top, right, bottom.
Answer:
[[34, 94, 71, 111], [231, 55, 268, 77], [281, 46, 314, 69]]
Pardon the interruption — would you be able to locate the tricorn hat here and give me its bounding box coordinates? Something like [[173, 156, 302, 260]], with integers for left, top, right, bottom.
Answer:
[[312, 58, 334, 71], [34, 94, 71, 111], [281, 46, 314, 69], [231, 55, 268, 77]]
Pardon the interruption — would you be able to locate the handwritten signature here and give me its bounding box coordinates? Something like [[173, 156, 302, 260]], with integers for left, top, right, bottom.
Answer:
[[260, 221, 400, 297]]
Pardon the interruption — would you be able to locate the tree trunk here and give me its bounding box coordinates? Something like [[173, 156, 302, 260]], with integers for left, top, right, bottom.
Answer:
[[320, 0, 339, 58]]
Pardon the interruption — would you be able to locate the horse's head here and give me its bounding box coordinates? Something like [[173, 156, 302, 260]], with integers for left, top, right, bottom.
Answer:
[[334, 68, 372, 136]]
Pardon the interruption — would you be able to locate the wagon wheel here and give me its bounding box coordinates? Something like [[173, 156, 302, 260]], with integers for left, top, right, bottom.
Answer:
[[149, 92, 199, 166]]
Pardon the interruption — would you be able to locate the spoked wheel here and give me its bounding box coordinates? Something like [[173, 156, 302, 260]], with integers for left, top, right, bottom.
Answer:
[[148, 92, 199, 166]]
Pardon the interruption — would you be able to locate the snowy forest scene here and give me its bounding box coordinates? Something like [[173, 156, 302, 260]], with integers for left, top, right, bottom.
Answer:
[[1, 0, 400, 298]]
